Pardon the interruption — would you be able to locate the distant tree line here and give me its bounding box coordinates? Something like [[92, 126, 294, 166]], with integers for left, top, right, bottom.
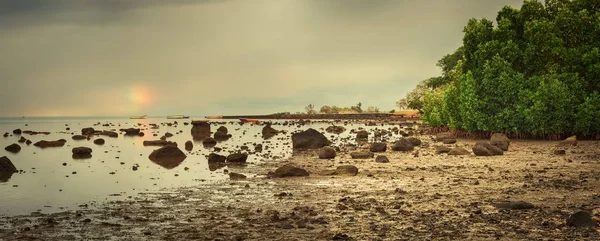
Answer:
[[403, 0, 600, 138], [303, 103, 387, 114]]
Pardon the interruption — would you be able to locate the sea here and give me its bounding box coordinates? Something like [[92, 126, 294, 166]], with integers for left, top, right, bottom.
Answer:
[[0, 116, 411, 216]]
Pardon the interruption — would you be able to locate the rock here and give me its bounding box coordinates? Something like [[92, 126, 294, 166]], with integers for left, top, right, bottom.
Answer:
[[318, 147, 336, 159], [214, 131, 231, 141], [334, 165, 359, 176], [271, 165, 310, 178], [202, 138, 217, 148], [0, 156, 18, 173], [566, 211, 598, 227], [207, 153, 226, 163], [350, 151, 374, 159], [254, 144, 263, 153], [435, 132, 455, 142], [472, 144, 493, 156], [3, 133, 8, 138], [391, 139, 414, 152], [493, 201, 535, 210], [229, 172, 247, 180], [217, 126, 228, 134], [164, 132, 173, 138], [375, 155, 389, 163], [34, 139, 67, 148], [553, 149, 566, 155], [72, 147, 92, 159], [292, 128, 331, 149], [93, 138, 105, 145], [25, 140, 32, 145], [120, 128, 141, 136], [99, 131, 118, 138], [13, 129, 22, 135], [369, 142, 387, 152], [143, 140, 177, 147], [191, 121, 211, 141], [148, 145, 187, 169], [435, 145, 452, 154], [185, 141, 193, 151], [226, 153, 248, 163], [18, 136, 26, 143], [442, 138, 457, 144], [558, 135, 577, 147], [81, 127, 95, 136], [72, 135, 87, 140], [4, 144, 21, 153], [262, 124, 280, 139], [407, 137, 422, 147], [490, 133, 510, 151], [326, 126, 346, 134], [448, 147, 470, 155], [356, 130, 369, 139], [473, 142, 503, 156]]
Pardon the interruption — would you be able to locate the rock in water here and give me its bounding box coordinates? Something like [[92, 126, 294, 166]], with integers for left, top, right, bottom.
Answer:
[[229, 172, 247, 180], [143, 140, 177, 147], [318, 147, 336, 159], [34, 139, 67, 148], [375, 155, 390, 163], [566, 211, 598, 227], [18, 136, 26, 143], [325, 126, 346, 134], [202, 138, 217, 148], [148, 145, 187, 169], [490, 133, 510, 151], [13, 129, 22, 135], [271, 165, 309, 178], [72, 135, 87, 140], [4, 144, 21, 154], [448, 147, 470, 155], [262, 124, 280, 139], [214, 131, 231, 141], [99, 131, 118, 138], [207, 153, 226, 163], [81, 127, 95, 136], [185, 141, 193, 151], [350, 151, 374, 159], [216, 126, 228, 134], [369, 142, 387, 152], [120, 128, 141, 136], [391, 139, 414, 152], [0, 156, 18, 173], [191, 121, 211, 141], [226, 153, 248, 163], [558, 135, 577, 147], [292, 128, 331, 149], [334, 165, 359, 176], [93, 138, 105, 145], [72, 147, 92, 159]]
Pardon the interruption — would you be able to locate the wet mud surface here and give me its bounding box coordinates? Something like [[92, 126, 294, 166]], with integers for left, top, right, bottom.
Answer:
[[1, 137, 599, 240]]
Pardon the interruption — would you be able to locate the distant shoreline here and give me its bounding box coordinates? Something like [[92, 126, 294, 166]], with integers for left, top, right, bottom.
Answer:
[[218, 113, 419, 120]]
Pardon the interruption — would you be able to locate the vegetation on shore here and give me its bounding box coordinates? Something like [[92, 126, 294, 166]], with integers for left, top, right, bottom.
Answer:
[[402, 0, 600, 138]]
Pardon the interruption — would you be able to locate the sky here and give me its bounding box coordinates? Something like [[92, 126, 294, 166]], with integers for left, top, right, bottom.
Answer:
[[0, 0, 524, 117]]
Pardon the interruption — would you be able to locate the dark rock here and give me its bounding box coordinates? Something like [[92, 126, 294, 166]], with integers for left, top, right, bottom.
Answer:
[[13, 129, 22, 135], [472, 144, 493, 156], [262, 124, 280, 139], [407, 137, 422, 147], [553, 149, 566, 155], [473, 142, 503, 156], [185, 141, 193, 151], [93, 138, 105, 145], [435, 132, 455, 142], [493, 201, 535, 210], [81, 128, 95, 136], [72, 135, 87, 140], [355, 130, 369, 139], [318, 147, 336, 159], [442, 138, 457, 144], [18, 136, 26, 143], [254, 144, 263, 153], [164, 132, 173, 138], [5, 144, 21, 153], [207, 153, 226, 163], [369, 142, 387, 152], [99, 131, 118, 138], [202, 138, 217, 148], [375, 155, 389, 163], [435, 145, 452, 154], [214, 131, 231, 141], [34, 139, 67, 148], [350, 151, 374, 159], [326, 126, 346, 134], [143, 140, 177, 147], [566, 211, 598, 227], [292, 128, 331, 149], [120, 128, 141, 136], [448, 147, 470, 155], [226, 153, 248, 163], [191, 121, 211, 141], [558, 135, 577, 147], [217, 126, 228, 134], [391, 139, 414, 152], [334, 165, 359, 176], [271, 165, 310, 178], [0, 156, 18, 173], [72, 147, 92, 159], [490, 133, 510, 151], [148, 145, 187, 169], [25, 140, 32, 145], [229, 172, 247, 180], [3, 133, 8, 138]]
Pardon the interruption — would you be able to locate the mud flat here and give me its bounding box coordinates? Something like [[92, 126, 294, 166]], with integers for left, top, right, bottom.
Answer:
[[1, 126, 599, 240]]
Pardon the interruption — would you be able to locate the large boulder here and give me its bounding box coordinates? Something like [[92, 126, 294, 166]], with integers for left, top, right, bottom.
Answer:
[[185, 140, 193, 151], [435, 145, 452, 154], [214, 131, 231, 141], [5, 144, 21, 154], [490, 133, 510, 151], [326, 126, 346, 134], [448, 147, 470, 155], [566, 211, 598, 227], [202, 138, 217, 148], [226, 153, 248, 163], [407, 137, 422, 147], [292, 128, 331, 149], [350, 151, 374, 159], [435, 132, 455, 142], [34, 139, 67, 148], [207, 153, 226, 163], [72, 147, 92, 159], [148, 145, 187, 169], [271, 165, 310, 178], [334, 165, 359, 176], [355, 130, 369, 139], [143, 140, 177, 147], [191, 121, 211, 141], [477, 142, 503, 156], [318, 147, 336, 159], [262, 124, 280, 139], [369, 142, 387, 152], [391, 139, 414, 152], [558, 135, 577, 147], [81, 127, 95, 136], [0, 156, 17, 173]]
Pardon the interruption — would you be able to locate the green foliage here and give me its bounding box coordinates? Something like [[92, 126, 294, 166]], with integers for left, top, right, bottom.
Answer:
[[574, 92, 600, 134], [421, 88, 445, 126]]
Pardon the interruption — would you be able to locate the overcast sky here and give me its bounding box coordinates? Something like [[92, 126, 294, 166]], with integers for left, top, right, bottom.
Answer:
[[0, 0, 523, 117]]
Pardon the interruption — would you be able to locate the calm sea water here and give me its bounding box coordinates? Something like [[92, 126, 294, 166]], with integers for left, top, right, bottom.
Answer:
[[0, 116, 410, 216]]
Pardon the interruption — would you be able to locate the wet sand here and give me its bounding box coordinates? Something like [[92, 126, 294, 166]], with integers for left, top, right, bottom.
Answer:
[[1, 130, 599, 240]]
